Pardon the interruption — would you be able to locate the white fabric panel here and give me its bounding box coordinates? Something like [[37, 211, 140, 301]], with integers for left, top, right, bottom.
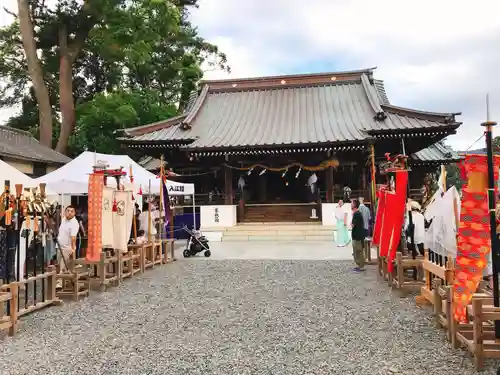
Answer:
[[113, 190, 133, 252], [101, 187, 114, 248], [424, 186, 460, 258], [16, 217, 37, 281]]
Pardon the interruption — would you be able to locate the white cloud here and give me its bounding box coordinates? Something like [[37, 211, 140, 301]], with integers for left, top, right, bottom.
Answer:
[[191, 0, 500, 150], [2, 0, 500, 151]]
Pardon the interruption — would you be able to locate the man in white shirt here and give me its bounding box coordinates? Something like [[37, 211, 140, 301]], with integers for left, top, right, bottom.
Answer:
[[57, 205, 80, 273]]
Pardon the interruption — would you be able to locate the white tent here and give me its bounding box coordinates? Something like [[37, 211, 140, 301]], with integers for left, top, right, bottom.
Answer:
[[35, 151, 195, 196], [0, 159, 56, 196]]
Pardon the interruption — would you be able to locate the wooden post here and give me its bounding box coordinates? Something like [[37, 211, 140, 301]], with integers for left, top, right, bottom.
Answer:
[[129, 165, 137, 242], [148, 180, 152, 243], [159, 155, 164, 258], [433, 278, 443, 328], [360, 166, 367, 199], [224, 164, 233, 204], [8, 283, 18, 336], [370, 143, 377, 208]]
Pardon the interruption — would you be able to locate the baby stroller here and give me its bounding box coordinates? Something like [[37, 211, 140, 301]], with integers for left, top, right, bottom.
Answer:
[[183, 226, 211, 258]]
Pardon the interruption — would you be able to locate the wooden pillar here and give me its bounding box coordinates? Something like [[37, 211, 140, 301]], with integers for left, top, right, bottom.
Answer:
[[224, 164, 233, 205], [326, 167, 334, 203], [360, 166, 367, 200], [369, 142, 377, 209]]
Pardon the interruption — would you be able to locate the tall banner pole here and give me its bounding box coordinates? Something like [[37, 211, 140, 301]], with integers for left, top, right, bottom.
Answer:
[[370, 143, 377, 209], [148, 179, 152, 243], [482, 109, 500, 337], [159, 155, 164, 260], [129, 165, 138, 242]]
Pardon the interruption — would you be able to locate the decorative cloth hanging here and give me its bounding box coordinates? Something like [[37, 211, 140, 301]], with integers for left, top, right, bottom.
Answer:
[[453, 154, 500, 322], [383, 171, 408, 272], [372, 186, 388, 247], [86, 174, 105, 263]]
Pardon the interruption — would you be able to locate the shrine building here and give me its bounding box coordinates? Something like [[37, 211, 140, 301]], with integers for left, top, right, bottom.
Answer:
[[119, 68, 461, 224]]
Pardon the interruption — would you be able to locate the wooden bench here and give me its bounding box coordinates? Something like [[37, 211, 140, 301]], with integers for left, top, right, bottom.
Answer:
[[119, 250, 133, 281], [157, 239, 174, 264], [390, 252, 424, 291], [143, 242, 155, 270], [56, 260, 91, 301], [127, 244, 143, 276], [153, 242, 163, 265], [87, 251, 120, 292]]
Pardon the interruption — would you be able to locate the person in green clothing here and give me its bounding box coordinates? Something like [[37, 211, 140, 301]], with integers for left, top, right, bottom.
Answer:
[[351, 199, 366, 272]]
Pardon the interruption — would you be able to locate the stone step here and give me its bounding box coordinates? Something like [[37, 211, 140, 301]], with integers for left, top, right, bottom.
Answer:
[[221, 234, 334, 242], [223, 229, 335, 236], [227, 224, 334, 232]]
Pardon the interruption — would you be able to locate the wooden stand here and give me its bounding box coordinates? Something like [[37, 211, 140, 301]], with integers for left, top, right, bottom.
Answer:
[[127, 244, 143, 275], [420, 250, 455, 305], [429, 279, 454, 342], [376, 246, 389, 281], [363, 238, 377, 265], [87, 251, 120, 292], [158, 239, 174, 264], [452, 293, 500, 371], [143, 242, 155, 269], [0, 283, 18, 337], [3, 265, 62, 317], [390, 252, 424, 290], [153, 242, 162, 265], [119, 250, 133, 281], [56, 260, 91, 301]]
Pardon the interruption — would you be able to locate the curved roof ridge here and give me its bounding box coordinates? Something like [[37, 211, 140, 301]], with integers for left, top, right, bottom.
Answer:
[[360, 73, 386, 120], [121, 114, 187, 137], [182, 84, 210, 128], [382, 104, 461, 118], [200, 67, 377, 85]]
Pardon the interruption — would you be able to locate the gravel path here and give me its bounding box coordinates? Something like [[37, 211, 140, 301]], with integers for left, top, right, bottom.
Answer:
[[0, 260, 497, 375]]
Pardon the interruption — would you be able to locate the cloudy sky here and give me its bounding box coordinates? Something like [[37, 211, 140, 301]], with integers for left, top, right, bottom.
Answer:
[[2, 0, 500, 150]]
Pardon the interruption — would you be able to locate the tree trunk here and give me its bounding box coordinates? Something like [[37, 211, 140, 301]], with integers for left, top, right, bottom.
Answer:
[[55, 52, 75, 154], [17, 0, 53, 147]]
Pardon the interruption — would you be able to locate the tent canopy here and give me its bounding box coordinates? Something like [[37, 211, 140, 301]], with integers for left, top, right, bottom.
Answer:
[[0, 159, 56, 196], [35, 151, 195, 196]]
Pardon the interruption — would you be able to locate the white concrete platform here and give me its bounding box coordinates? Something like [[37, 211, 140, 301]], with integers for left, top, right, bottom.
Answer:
[[174, 241, 377, 260], [202, 222, 340, 242]]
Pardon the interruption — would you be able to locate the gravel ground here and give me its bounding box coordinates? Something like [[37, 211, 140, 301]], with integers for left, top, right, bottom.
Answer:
[[0, 260, 498, 375]]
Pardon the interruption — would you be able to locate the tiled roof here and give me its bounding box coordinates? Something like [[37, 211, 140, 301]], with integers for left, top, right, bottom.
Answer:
[[138, 156, 161, 171], [120, 68, 462, 150], [0, 126, 71, 164], [410, 142, 461, 164]]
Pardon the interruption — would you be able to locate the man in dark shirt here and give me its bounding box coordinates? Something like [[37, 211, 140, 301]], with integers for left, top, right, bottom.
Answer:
[[351, 199, 366, 272]]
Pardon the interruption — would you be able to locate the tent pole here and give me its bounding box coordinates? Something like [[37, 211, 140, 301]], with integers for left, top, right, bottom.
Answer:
[[192, 193, 196, 230]]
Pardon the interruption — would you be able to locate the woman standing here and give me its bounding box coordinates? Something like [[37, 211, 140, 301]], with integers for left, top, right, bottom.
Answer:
[[335, 200, 349, 247]]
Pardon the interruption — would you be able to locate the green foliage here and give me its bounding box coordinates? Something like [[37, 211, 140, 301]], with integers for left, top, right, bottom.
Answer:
[[445, 163, 464, 190], [69, 89, 176, 157], [0, 0, 229, 154]]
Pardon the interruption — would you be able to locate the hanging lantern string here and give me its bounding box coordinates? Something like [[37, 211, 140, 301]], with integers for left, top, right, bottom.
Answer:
[[223, 159, 339, 172]]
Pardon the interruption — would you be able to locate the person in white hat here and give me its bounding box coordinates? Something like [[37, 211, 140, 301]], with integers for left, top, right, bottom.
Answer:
[[405, 200, 425, 256]]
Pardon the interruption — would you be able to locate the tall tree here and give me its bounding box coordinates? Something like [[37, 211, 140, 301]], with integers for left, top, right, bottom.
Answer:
[[17, 0, 53, 146], [0, 0, 229, 155]]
